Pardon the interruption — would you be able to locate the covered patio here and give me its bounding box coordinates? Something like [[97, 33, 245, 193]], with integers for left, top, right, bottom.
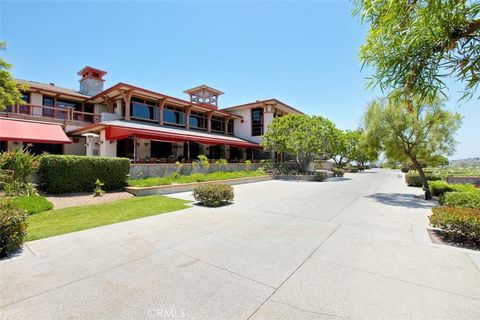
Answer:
[[70, 120, 266, 163]]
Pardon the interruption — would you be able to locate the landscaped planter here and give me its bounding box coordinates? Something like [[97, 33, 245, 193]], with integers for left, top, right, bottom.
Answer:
[[125, 172, 335, 196]]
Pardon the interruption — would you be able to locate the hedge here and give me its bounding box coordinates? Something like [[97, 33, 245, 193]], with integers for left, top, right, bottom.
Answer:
[[441, 191, 480, 210], [429, 206, 480, 243], [38, 155, 130, 194], [405, 171, 441, 187], [429, 180, 477, 198]]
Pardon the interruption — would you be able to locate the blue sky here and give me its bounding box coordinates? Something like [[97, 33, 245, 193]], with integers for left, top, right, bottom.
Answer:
[[1, 0, 478, 159]]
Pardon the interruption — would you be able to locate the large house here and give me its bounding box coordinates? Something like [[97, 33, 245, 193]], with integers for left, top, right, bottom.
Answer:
[[0, 67, 303, 162]]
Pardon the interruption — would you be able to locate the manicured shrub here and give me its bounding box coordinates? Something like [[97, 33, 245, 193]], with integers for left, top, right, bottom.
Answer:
[[405, 171, 442, 187], [38, 155, 130, 194], [192, 183, 234, 207], [349, 167, 359, 173], [10, 195, 53, 215], [429, 180, 455, 197], [429, 207, 480, 243], [441, 191, 480, 209], [400, 166, 410, 173], [313, 171, 328, 181], [0, 200, 28, 257], [332, 168, 344, 177]]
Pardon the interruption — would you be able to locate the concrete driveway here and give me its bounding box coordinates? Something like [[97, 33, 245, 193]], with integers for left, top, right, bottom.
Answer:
[[1, 169, 479, 319]]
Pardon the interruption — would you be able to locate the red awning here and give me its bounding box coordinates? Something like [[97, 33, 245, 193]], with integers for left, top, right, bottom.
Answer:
[[105, 125, 261, 149], [0, 119, 71, 144]]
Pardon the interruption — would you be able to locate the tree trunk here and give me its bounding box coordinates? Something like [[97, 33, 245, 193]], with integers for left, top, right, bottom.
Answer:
[[409, 155, 432, 200]]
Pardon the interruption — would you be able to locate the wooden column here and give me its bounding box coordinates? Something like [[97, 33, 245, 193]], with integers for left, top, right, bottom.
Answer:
[[123, 90, 133, 120], [224, 117, 230, 135], [185, 105, 192, 129], [133, 135, 137, 163], [207, 111, 213, 133], [158, 98, 166, 125]]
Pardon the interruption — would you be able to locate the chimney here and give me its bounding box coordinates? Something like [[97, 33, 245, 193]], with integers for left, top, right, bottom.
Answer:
[[77, 66, 107, 96]]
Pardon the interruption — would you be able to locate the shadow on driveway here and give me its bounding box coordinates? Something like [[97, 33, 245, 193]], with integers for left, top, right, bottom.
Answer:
[[366, 192, 435, 209]]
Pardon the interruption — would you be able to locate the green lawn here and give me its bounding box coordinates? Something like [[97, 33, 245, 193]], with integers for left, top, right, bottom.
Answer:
[[11, 195, 53, 215], [128, 170, 266, 188], [26, 195, 190, 241]]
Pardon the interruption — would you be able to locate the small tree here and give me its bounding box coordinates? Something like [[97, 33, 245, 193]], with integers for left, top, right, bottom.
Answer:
[[363, 97, 462, 199], [331, 130, 362, 168], [262, 114, 339, 174], [0, 41, 25, 110]]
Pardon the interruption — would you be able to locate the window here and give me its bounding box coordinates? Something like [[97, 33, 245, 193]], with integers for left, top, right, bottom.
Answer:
[[130, 97, 158, 122], [43, 96, 54, 107], [18, 92, 31, 114], [211, 115, 225, 133], [150, 141, 173, 158], [54, 98, 80, 120], [21, 92, 30, 104], [42, 96, 55, 117], [189, 111, 207, 130], [57, 99, 81, 111], [163, 105, 186, 126], [251, 108, 263, 136], [227, 119, 234, 135]]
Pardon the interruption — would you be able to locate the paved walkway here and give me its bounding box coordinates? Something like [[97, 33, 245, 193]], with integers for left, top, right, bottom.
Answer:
[[1, 169, 479, 319]]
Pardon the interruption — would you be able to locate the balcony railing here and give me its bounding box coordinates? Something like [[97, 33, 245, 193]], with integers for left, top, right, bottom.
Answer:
[[4, 104, 101, 123]]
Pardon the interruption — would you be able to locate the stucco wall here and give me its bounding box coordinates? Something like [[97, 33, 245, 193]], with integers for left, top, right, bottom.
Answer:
[[64, 137, 86, 155], [30, 92, 43, 116], [229, 107, 276, 145], [230, 109, 262, 144], [99, 130, 117, 157]]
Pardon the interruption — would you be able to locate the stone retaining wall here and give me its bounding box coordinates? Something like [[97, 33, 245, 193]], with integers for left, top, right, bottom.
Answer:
[[129, 163, 263, 179], [446, 176, 480, 186]]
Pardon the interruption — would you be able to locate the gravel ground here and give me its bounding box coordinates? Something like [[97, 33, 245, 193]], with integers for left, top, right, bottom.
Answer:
[[44, 191, 134, 209]]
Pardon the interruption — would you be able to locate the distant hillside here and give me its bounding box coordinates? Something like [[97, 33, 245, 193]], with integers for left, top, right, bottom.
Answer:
[[450, 157, 480, 167]]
